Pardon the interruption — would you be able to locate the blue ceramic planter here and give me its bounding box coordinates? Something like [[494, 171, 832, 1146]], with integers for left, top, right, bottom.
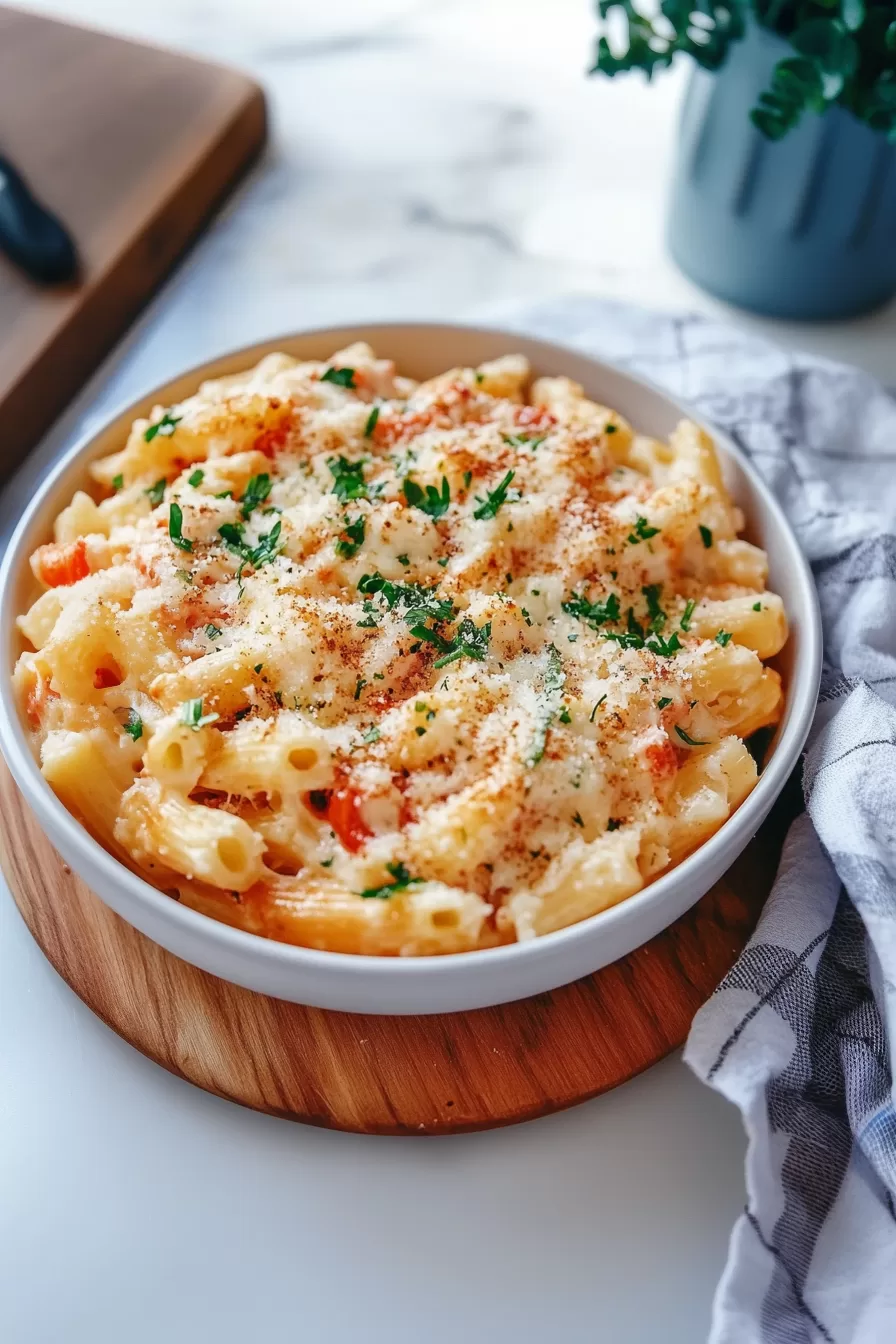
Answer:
[[667, 24, 896, 320]]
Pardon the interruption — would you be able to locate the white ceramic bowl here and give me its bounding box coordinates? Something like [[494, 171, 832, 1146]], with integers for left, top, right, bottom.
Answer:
[[0, 323, 822, 1014]]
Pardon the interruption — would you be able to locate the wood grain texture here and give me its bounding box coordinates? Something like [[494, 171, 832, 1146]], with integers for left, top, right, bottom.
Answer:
[[0, 757, 793, 1134], [0, 6, 266, 475]]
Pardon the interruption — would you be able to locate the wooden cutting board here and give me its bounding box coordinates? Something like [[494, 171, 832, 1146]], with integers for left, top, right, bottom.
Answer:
[[0, 6, 266, 475], [0, 756, 797, 1134]]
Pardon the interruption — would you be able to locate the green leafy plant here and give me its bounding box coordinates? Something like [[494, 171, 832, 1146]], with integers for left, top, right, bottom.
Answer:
[[592, 1, 896, 141]]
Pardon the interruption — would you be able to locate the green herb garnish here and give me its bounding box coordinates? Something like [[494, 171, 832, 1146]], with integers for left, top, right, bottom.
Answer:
[[590, 695, 607, 722], [642, 583, 666, 633], [403, 475, 451, 520], [181, 697, 218, 730], [123, 709, 143, 741], [364, 405, 380, 437], [145, 478, 167, 507], [205, 624, 222, 640], [562, 591, 621, 629], [411, 617, 491, 669], [358, 572, 454, 626], [359, 861, 423, 900], [143, 412, 182, 442], [699, 525, 713, 549], [680, 598, 697, 632], [675, 725, 707, 747], [657, 696, 673, 710], [526, 644, 566, 768], [188, 469, 204, 487], [218, 519, 283, 576], [753, 601, 762, 612], [168, 502, 193, 552], [328, 456, 368, 503], [321, 366, 356, 388], [627, 515, 660, 544], [473, 470, 516, 520], [112, 474, 124, 492], [715, 630, 733, 646], [502, 433, 546, 451], [240, 472, 272, 519], [335, 516, 366, 560]]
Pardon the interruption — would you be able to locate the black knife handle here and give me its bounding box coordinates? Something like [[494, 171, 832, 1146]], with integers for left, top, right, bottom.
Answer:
[[0, 154, 79, 285]]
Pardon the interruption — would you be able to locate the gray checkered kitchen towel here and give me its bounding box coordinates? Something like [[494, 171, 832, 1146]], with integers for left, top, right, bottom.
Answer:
[[489, 297, 896, 1342]]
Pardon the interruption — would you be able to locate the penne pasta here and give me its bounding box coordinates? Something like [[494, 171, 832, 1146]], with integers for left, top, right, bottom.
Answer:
[[13, 345, 788, 954]]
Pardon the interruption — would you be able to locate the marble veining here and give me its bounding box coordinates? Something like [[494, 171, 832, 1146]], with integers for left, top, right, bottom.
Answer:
[[4, 0, 895, 531]]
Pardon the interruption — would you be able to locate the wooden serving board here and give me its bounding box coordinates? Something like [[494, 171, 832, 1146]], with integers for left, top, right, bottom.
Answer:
[[0, 757, 795, 1134], [0, 6, 266, 475]]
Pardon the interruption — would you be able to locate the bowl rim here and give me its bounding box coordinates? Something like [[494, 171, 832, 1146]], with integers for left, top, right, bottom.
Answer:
[[0, 320, 822, 985]]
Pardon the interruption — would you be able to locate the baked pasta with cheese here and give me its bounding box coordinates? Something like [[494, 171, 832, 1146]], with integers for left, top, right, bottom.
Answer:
[[13, 344, 787, 954]]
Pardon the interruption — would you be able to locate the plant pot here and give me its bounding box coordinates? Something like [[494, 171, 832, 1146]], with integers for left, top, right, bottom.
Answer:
[[666, 23, 896, 320]]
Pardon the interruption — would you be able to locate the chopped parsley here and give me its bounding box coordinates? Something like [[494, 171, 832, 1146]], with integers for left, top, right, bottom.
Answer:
[[358, 572, 454, 626], [143, 411, 182, 442], [168, 502, 193, 552], [112, 474, 124, 492], [562, 591, 621, 629], [320, 366, 356, 388], [354, 677, 367, 701], [411, 617, 491, 669], [254, 664, 263, 673], [218, 519, 283, 576], [605, 423, 618, 435], [572, 811, 584, 827], [205, 624, 222, 640], [359, 861, 423, 900], [603, 612, 682, 658], [675, 725, 707, 747], [181, 697, 218, 730], [642, 584, 666, 633], [215, 490, 233, 499], [328, 456, 368, 503], [680, 599, 697, 632], [123, 709, 143, 741], [473, 470, 516, 520], [657, 696, 673, 710], [335, 515, 366, 560], [607, 818, 622, 831], [752, 601, 762, 612], [361, 726, 381, 744], [627, 515, 660, 545], [699, 525, 713, 548], [145, 478, 167, 507], [502, 433, 546, 451], [240, 472, 272, 519], [175, 568, 193, 584], [403, 475, 451, 520], [364, 405, 380, 437], [526, 644, 565, 768], [397, 553, 410, 567], [590, 695, 607, 722], [188, 469, 204, 487], [715, 630, 733, 647]]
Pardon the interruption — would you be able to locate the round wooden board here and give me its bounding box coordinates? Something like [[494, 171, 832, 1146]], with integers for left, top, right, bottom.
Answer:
[[0, 759, 792, 1135]]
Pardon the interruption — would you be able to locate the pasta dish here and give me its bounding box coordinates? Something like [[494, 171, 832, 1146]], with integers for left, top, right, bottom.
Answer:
[[13, 344, 787, 955]]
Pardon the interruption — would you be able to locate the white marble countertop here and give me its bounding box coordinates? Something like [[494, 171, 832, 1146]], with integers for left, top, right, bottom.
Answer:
[[2, 3, 890, 1342]]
